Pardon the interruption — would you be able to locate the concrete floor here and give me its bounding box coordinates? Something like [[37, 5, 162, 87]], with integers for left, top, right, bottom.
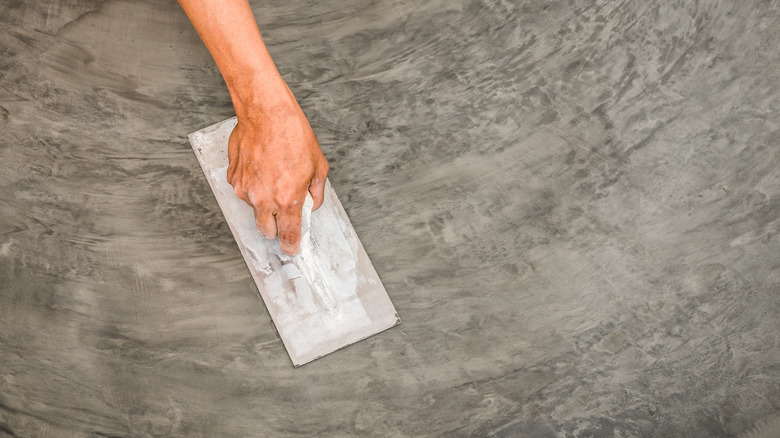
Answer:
[[2, 0, 780, 436]]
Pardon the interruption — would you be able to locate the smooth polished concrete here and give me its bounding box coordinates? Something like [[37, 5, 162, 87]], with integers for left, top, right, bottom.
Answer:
[[2, 1, 780, 437]]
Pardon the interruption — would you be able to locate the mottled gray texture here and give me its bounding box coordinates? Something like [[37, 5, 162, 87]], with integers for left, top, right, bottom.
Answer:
[[1, 0, 779, 437]]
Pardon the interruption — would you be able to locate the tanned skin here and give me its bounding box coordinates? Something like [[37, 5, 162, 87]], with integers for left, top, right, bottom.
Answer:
[[178, 0, 329, 255]]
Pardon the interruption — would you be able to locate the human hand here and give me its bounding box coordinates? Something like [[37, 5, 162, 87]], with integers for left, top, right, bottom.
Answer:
[[177, 0, 329, 255], [227, 80, 329, 255]]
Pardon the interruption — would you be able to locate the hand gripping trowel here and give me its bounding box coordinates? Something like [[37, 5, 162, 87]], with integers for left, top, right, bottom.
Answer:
[[188, 117, 400, 366]]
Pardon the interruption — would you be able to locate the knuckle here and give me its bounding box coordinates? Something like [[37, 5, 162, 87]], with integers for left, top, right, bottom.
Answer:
[[247, 190, 265, 207], [315, 160, 329, 179], [273, 189, 298, 208], [232, 184, 247, 201]]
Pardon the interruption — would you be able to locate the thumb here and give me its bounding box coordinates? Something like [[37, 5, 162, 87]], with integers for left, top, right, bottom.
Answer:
[[308, 160, 329, 211]]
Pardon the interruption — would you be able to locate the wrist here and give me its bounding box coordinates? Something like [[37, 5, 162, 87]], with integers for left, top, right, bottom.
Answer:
[[227, 68, 293, 122]]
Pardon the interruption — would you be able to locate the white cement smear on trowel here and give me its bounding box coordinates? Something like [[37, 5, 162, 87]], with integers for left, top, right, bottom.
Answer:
[[209, 166, 371, 358], [292, 193, 340, 317]]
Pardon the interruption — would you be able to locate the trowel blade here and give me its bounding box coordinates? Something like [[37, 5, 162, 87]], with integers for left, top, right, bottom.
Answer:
[[187, 117, 400, 366]]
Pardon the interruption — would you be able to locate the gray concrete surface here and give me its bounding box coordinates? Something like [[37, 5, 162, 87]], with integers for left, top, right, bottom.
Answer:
[[2, 1, 780, 436]]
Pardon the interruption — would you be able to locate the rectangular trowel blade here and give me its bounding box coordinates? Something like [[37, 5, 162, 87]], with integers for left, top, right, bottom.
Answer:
[[188, 117, 400, 367]]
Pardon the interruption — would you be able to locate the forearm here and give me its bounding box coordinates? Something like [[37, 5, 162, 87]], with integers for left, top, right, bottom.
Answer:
[[177, 0, 285, 117], [179, 0, 329, 255]]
